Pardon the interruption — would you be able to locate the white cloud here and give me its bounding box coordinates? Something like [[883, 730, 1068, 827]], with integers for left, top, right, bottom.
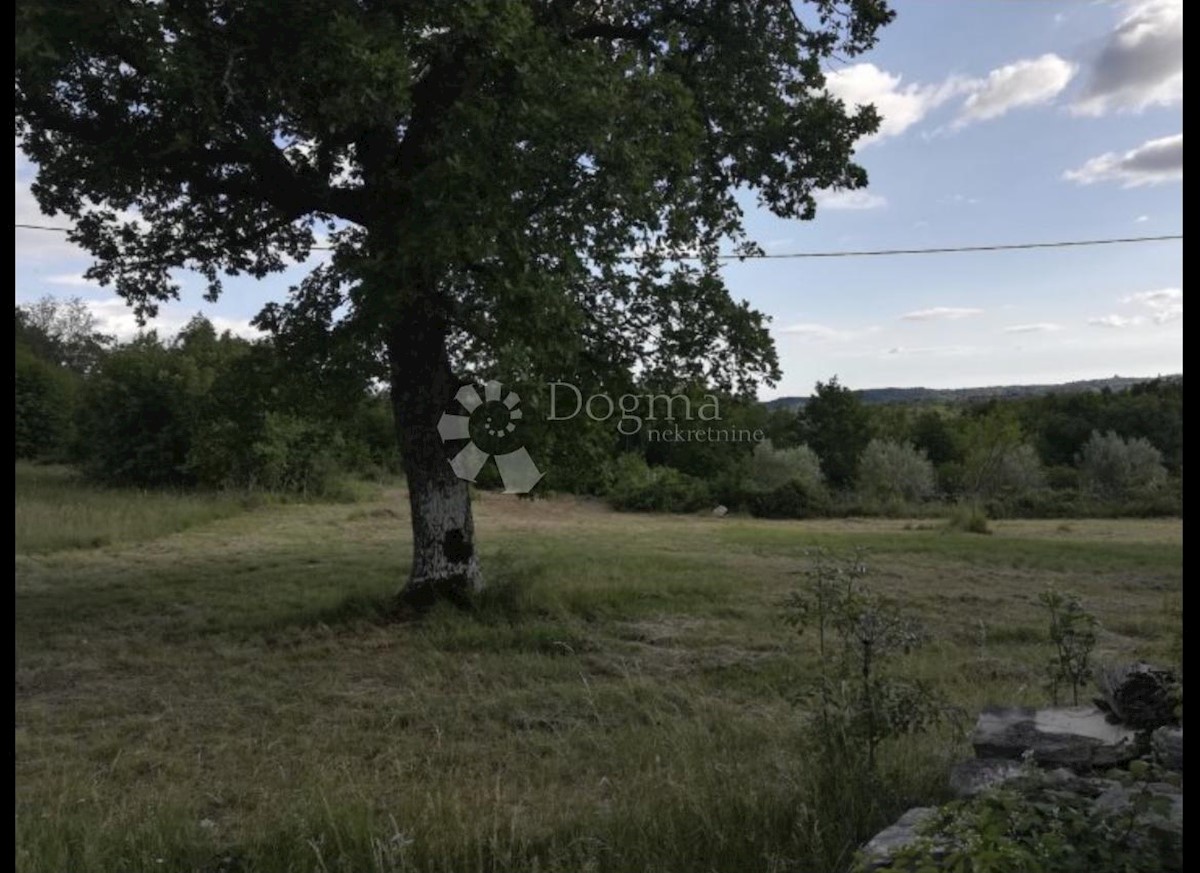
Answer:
[[827, 54, 1080, 144], [955, 54, 1076, 126], [82, 296, 261, 342], [1003, 323, 1063, 334], [1124, 287, 1182, 322], [1072, 0, 1183, 117], [1063, 133, 1182, 187], [824, 64, 968, 143], [900, 307, 984, 321], [1088, 314, 1146, 328], [1135, 214, 1150, 222], [44, 273, 99, 288], [813, 188, 887, 210], [885, 345, 975, 357], [779, 322, 879, 342]]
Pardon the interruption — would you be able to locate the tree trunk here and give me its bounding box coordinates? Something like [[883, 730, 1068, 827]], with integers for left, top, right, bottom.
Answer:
[[388, 317, 483, 608]]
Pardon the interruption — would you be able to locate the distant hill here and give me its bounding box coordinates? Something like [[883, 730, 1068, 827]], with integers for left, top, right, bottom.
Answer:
[[763, 374, 1182, 412]]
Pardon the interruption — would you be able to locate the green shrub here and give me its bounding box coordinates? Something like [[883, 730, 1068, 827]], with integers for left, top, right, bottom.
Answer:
[[944, 503, 991, 535], [1078, 430, 1168, 500], [607, 455, 711, 513], [856, 439, 936, 504], [866, 768, 1182, 873], [15, 344, 77, 461], [1044, 464, 1080, 490], [1038, 588, 1098, 706], [77, 337, 204, 487], [748, 479, 829, 519], [744, 440, 824, 493]]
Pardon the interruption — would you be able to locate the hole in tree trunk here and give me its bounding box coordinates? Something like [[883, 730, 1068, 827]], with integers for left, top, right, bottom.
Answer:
[[443, 528, 474, 564]]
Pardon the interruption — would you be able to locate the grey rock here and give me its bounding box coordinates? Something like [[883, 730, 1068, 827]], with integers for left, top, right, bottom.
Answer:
[[948, 758, 1023, 797], [971, 705, 1139, 771], [860, 807, 940, 869], [711, 505, 728, 518], [1152, 726, 1183, 772]]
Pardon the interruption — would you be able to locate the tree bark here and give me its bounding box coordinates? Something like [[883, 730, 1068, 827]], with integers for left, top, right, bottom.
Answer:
[[387, 315, 483, 608]]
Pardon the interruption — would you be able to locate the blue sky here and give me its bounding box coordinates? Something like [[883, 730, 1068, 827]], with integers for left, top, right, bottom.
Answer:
[[14, 0, 1182, 400]]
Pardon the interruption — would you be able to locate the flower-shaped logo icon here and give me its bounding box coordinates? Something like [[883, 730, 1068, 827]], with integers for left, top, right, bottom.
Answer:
[[437, 380, 544, 494]]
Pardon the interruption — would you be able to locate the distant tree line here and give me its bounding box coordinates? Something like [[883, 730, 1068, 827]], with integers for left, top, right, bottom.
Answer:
[[16, 297, 397, 496], [610, 375, 1181, 518], [16, 297, 1182, 517]]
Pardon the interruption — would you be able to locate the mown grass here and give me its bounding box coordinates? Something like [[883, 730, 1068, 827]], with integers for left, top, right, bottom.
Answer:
[[15, 478, 1183, 873]]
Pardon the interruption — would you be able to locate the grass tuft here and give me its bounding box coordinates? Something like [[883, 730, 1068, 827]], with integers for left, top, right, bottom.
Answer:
[[943, 502, 992, 535]]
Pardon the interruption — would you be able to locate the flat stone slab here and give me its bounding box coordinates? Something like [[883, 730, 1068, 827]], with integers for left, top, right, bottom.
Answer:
[[860, 807, 939, 869], [972, 705, 1139, 771], [948, 757, 1024, 797]]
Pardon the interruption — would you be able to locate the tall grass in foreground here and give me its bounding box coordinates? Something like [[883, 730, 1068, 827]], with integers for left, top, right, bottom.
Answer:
[[14, 463, 384, 554], [15, 463, 250, 553]]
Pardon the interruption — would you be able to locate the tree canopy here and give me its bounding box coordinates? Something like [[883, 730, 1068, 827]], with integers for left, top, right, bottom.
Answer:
[[16, 0, 896, 598], [17, 0, 892, 389]]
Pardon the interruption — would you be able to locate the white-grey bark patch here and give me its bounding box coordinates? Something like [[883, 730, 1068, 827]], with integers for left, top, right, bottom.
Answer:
[[402, 471, 483, 609]]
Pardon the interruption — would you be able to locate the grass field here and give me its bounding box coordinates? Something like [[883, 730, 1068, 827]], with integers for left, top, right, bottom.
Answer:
[[15, 466, 1183, 872], [14, 464, 250, 554]]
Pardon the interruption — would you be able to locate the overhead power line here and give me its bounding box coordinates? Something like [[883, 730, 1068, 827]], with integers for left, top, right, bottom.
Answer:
[[15, 223, 1182, 260], [710, 234, 1183, 260]]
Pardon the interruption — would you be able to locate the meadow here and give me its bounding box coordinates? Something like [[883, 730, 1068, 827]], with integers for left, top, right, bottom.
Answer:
[[15, 464, 1182, 873]]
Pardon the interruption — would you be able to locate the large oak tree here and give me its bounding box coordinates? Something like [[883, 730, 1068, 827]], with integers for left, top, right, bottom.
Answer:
[[16, 0, 893, 604]]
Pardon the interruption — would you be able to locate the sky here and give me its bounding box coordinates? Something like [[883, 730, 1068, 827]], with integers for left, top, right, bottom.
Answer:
[[14, 0, 1183, 401]]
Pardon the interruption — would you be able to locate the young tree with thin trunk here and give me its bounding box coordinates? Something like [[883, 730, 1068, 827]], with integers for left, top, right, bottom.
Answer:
[[16, 0, 894, 605]]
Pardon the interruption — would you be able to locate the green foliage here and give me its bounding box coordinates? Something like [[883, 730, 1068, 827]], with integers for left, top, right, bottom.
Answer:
[[607, 454, 711, 513], [744, 440, 824, 493], [1044, 464, 1081, 490], [1078, 429, 1169, 500], [72, 317, 391, 494], [17, 0, 904, 589], [15, 296, 113, 375], [785, 550, 941, 770], [16, 0, 901, 496], [190, 413, 343, 496], [747, 479, 829, 519], [77, 334, 206, 487], [857, 439, 936, 504], [642, 392, 768, 481], [865, 769, 1182, 873], [1026, 378, 1183, 475], [961, 409, 1044, 501], [15, 341, 77, 461], [1038, 589, 1099, 706], [796, 377, 872, 488], [909, 409, 963, 466], [13, 298, 114, 461], [944, 503, 991, 535]]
